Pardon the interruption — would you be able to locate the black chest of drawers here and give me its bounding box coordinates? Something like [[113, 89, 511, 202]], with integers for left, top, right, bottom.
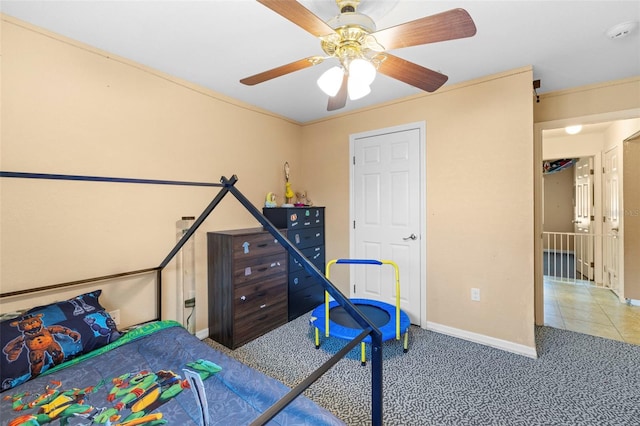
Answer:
[[263, 207, 325, 321]]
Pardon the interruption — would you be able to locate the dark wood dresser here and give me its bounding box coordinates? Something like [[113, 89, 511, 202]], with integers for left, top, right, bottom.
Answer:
[[263, 207, 326, 321], [207, 227, 288, 349]]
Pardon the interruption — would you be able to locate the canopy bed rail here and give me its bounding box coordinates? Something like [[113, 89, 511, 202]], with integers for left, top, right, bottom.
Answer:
[[0, 267, 160, 299], [0, 172, 384, 426]]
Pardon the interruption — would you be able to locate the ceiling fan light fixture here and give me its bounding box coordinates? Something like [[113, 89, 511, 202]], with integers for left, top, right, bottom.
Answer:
[[347, 77, 371, 100], [317, 66, 345, 97], [349, 58, 376, 86]]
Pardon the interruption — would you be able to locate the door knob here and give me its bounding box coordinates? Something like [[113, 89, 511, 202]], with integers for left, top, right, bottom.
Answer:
[[403, 233, 417, 241]]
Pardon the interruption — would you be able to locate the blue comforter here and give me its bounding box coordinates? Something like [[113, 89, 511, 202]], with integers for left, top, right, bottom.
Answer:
[[0, 321, 344, 425]]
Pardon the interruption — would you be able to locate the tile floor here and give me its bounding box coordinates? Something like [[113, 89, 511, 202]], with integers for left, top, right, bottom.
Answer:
[[544, 278, 640, 345]]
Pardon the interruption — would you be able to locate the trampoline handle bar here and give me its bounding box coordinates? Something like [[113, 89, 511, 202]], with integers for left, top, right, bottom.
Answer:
[[325, 259, 402, 341], [335, 259, 382, 265]]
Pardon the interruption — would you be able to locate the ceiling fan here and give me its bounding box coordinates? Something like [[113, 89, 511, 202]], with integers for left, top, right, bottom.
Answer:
[[240, 0, 477, 111]]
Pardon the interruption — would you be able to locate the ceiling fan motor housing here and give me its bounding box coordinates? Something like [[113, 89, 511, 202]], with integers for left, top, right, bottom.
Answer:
[[323, 11, 379, 65]]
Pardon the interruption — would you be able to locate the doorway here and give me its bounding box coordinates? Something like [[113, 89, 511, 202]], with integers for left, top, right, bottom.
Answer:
[[349, 121, 426, 326], [537, 117, 640, 344]]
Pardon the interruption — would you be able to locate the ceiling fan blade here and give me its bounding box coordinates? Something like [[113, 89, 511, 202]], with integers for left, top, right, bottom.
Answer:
[[258, 0, 335, 37], [378, 54, 448, 93], [371, 8, 476, 50], [240, 57, 323, 86], [327, 73, 348, 111]]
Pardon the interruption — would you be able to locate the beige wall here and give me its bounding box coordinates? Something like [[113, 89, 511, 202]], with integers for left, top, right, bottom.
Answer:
[[623, 136, 640, 299], [543, 132, 605, 161], [1, 16, 303, 329], [534, 77, 640, 124], [301, 68, 536, 349]]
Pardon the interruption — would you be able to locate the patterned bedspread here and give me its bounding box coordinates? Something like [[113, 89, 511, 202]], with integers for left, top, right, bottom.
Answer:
[[0, 321, 344, 425]]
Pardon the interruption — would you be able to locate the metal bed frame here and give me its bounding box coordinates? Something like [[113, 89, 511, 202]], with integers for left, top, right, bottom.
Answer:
[[0, 172, 384, 426]]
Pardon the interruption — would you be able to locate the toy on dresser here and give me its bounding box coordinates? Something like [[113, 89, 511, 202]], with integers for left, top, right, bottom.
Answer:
[[295, 191, 312, 207]]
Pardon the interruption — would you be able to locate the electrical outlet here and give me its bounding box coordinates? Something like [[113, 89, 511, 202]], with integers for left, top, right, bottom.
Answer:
[[471, 288, 481, 302], [109, 309, 121, 325]]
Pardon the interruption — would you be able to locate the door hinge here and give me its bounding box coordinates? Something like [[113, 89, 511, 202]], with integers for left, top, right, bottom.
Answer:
[[590, 262, 595, 268], [591, 215, 595, 221], [603, 216, 606, 223], [353, 284, 356, 293], [353, 220, 356, 229], [590, 169, 594, 175], [353, 156, 356, 165]]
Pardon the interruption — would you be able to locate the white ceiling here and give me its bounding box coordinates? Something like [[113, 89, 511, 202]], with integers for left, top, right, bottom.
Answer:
[[2, 0, 639, 123]]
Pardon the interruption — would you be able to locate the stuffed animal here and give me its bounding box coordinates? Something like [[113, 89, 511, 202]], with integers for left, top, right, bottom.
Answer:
[[265, 192, 277, 208], [295, 191, 313, 206], [3, 314, 81, 377]]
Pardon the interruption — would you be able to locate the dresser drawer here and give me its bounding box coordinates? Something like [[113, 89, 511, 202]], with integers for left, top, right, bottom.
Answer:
[[288, 283, 324, 320], [234, 274, 287, 317], [233, 252, 287, 285], [263, 207, 324, 229], [231, 231, 284, 259], [289, 268, 322, 293], [287, 227, 324, 250], [234, 300, 287, 346], [290, 246, 325, 272]]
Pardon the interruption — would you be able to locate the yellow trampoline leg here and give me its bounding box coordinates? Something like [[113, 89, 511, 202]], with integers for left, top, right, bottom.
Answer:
[[403, 329, 409, 353], [361, 342, 367, 366], [315, 327, 320, 349]]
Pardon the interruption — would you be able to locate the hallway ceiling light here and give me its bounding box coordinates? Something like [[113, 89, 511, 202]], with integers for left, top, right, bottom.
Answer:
[[565, 125, 583, 135]]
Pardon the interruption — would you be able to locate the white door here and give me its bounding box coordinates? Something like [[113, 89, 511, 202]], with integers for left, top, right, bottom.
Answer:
[[350, 124, 423, 324], [573, 157, 594, 280], [603, 147, 620, 293]]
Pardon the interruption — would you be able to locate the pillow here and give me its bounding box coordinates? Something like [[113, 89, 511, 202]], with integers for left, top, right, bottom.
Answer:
[[1, 290, 122, 392]]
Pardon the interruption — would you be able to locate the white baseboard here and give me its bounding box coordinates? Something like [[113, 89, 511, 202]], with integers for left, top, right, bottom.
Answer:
[[629, 299, 640, 307], [426, 321, 538, 359], [196, 328, 209, 340]]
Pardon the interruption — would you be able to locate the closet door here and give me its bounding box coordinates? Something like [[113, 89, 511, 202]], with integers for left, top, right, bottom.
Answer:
[[573, 157, 594, 280], [603, 148, 620, 292]]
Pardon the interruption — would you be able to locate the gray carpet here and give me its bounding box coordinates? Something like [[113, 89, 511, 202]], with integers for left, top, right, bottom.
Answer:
[[204, 315, 640, 425]]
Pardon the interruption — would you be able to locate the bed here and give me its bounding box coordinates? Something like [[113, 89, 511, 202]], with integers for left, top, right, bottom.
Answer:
[[0, 307, 342, 425], [0, 173, 384, 425]]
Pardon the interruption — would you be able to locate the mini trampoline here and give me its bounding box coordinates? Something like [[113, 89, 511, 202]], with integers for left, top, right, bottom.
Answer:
[[311, 259, 411, 366]]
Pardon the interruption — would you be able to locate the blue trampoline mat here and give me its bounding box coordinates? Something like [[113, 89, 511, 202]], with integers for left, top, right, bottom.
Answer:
[[312, 298, 410, 344]]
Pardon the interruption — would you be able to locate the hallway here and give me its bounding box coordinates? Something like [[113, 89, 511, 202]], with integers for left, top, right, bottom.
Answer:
[[544, 278, 640, 345]]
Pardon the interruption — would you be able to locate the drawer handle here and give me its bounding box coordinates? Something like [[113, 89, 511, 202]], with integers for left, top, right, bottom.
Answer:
[[257, 243, 268, 248], [257, 267, 267, 272], [259, 305, 267, 310], [257, 292, 266, 297], [257, 314, 268, 321]]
